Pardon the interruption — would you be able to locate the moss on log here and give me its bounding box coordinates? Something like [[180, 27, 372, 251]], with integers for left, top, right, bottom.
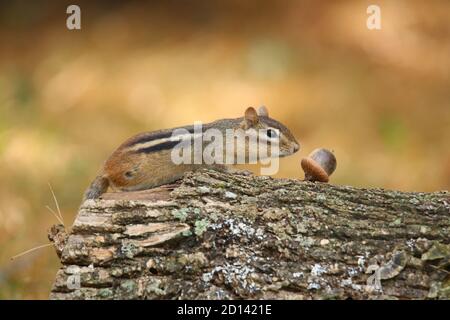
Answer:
[[49, 169, 450, 300]]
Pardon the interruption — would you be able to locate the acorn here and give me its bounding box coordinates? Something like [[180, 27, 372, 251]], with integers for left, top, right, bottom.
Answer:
[[301, 148, 337, 182]]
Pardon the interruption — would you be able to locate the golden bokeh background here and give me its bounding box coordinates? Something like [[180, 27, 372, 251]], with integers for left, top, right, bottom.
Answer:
[[0, 0, 449, 299]]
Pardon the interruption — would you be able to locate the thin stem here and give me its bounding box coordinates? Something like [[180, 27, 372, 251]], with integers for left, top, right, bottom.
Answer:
[[11, 243, 55, 261], [48, 182, 64, 225]]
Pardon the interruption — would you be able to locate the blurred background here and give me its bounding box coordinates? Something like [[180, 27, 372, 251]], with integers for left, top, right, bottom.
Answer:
[[0, 0, 449, 299]]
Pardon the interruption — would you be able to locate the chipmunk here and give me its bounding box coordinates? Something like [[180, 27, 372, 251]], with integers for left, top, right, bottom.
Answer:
[[83, 106, 300, 201]]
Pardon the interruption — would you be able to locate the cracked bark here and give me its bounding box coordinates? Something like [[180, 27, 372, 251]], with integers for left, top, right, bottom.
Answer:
[[49, 169, 450, 300]]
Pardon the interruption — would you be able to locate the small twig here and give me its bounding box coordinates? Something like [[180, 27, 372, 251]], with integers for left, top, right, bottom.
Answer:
[[10, 243, 55, 261]]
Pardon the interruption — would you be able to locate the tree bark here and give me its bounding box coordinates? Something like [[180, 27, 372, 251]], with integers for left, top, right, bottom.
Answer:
[[49, 169, 450, 300]]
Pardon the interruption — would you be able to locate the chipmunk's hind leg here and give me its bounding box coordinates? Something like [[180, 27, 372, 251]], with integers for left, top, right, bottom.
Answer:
[[83, 175, 110, 201]]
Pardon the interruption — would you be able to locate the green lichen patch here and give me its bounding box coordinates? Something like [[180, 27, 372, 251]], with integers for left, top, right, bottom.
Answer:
[[182, 229, 193, 237], [98, 288, 114, 299], [194, 219, 210, 236], [171, 207, 202, 223], [117, 280, 137, 298], [146, 278, 166, 296], [171, 208, 189, 222]]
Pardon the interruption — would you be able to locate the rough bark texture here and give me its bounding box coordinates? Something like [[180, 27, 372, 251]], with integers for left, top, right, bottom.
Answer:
[[49, 169, 450, 300]]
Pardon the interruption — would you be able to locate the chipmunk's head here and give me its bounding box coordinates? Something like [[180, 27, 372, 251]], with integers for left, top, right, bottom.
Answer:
[[239, 106, 300, 158]]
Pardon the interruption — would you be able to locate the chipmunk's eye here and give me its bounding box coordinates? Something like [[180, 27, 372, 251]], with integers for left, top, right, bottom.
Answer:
[[266, 128, 278, 139], [124, 171, 134, 179]]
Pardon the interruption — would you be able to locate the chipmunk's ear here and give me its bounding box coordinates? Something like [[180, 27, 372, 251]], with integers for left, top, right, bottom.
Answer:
[[257, 105, 269, 117], [241, 107, 259, 129]]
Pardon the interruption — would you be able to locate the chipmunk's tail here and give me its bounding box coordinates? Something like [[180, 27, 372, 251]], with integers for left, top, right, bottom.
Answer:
[[83, 175, 109, 201]]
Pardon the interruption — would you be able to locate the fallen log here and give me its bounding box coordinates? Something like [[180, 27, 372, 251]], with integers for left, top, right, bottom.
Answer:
[[49, 169, 450, 299]]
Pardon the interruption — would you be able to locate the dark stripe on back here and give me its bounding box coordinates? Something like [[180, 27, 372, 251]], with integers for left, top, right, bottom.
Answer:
[[123, 126, 202, 148], [136, 140, 182, 154]]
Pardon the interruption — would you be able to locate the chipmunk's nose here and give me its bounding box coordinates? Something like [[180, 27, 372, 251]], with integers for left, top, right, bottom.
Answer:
[[292, 143, 300, 153]]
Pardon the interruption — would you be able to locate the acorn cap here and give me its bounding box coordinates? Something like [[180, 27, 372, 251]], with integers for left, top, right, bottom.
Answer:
[[301, 157, 330, 182]]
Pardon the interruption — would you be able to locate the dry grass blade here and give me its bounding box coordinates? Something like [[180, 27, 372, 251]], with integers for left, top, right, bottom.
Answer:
[[10, 243, 55, 261], [46, 205, 64, 225], [48, 182, 64, 226]]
